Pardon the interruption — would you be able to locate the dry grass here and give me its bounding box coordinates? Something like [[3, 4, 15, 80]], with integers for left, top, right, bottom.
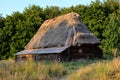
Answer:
[[67, 57, 120, 80], [0, 58, 120, 80], [0, 61, 67, 80]]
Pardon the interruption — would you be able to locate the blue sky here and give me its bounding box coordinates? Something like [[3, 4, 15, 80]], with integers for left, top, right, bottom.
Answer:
[[0, 0, 103, 17]]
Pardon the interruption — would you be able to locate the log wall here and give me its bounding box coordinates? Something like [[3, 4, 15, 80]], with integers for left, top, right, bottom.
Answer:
[[68, 44, 102, 60], [15, 44, 102, 62], [35, 54, 60, 61], [16, 54, 61, 62]]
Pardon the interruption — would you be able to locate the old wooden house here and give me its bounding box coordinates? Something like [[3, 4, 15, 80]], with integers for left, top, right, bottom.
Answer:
[[15, 12, 102, 62]]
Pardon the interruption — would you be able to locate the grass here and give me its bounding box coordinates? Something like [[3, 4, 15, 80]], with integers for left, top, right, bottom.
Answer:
[[0, 58, 120, 80], [67, 58, 120, 80], [0, 61, 67, 80]]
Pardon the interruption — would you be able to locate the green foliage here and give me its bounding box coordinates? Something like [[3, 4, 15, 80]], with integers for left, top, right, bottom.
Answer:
[[0, 0, 120, 59], [0, 15, 4, 28], [102, 13, 120, 55], [43, 6, 61, 19], [83, 0, 106, 40]]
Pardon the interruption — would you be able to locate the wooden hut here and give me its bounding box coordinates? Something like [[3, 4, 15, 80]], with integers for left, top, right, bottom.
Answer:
[[15, 12, 102, 62]]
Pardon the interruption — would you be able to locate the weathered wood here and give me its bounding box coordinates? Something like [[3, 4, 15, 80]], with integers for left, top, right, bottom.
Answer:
[[15, 44, 102, 62]]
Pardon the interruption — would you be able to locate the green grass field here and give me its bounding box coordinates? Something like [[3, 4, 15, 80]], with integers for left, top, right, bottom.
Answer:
[[0, 58, 120, 80]]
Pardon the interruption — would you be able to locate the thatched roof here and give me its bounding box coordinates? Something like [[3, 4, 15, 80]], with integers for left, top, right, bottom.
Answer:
[[25, 12, 100, 49]]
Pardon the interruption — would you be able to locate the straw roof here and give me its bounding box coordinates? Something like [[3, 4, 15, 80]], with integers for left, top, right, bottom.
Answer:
[[25, 12, 100, 49]]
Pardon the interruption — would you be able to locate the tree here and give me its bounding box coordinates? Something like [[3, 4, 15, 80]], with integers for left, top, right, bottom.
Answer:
[[9, 5, 44, 58], [0, 15, 4, 28], [23, 5, 43, 30], [102, 13, 120, 55], [43, 6, 61, 19], [81, 0, 106, 41]]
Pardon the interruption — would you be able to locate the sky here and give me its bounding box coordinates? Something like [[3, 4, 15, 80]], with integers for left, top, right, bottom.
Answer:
[[0, 0, 103, 17]]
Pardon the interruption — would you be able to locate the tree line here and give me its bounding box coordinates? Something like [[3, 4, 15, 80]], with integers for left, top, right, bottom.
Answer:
[[0, 0, 120, 59]]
